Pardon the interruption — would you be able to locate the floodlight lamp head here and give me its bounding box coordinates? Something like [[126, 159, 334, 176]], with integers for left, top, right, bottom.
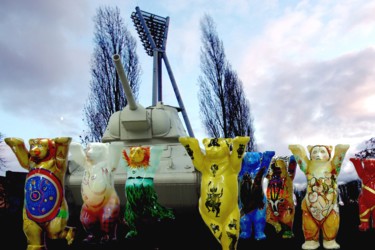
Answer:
[[131, 7, 168, 56]]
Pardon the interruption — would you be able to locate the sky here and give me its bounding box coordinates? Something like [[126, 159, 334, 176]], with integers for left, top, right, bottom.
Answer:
[[1, 0, 375, 187]]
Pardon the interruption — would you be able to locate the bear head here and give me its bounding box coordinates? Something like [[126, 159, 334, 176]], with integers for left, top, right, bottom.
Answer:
[[307, 145, 333, 162], [203, 138, 231, 159], [86, 142, 109, 165], [28, 138, 55, 162]]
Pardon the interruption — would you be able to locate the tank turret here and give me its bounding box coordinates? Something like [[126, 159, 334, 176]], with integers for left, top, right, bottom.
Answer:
[[102, 54, 188, 144]]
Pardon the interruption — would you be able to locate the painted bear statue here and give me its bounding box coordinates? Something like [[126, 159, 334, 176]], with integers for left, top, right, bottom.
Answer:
[[289, 144, 349, 250], [121, 145, 175, 239], [69, 142, 121, 244], [5, 137, 76, 250], [265, 155, 297, 239], [238, 151, 275, 240], [179, 136, 250, 250], [349, 158, 375, 231]]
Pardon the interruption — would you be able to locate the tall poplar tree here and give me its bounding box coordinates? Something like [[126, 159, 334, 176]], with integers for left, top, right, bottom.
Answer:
[[198, 14, 256, 150], [81, 6, 141, 143]]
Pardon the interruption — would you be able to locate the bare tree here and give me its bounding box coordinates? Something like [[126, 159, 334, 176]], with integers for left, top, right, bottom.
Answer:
[[198, 14, 256, 150], [81, 6, 141, 144], [355, 137, 375, 158]]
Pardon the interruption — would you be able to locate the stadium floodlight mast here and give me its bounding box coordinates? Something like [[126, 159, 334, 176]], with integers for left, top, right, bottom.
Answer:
[[131, 6, 194, 137]]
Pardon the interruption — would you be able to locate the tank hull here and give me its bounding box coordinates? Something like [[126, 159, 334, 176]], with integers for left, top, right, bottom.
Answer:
[[65, 143, 200, 211]]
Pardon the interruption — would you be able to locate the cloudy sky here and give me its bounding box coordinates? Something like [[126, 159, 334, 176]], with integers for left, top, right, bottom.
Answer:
[[1, 0, 374, 185]]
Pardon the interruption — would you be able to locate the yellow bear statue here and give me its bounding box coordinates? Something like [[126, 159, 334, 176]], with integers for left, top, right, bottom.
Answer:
[[179, 136, 250, 250], [288, 144, 349, 250], [5, 137, 75, 250]]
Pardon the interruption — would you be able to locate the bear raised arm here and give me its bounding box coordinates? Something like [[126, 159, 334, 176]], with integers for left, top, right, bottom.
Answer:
[[179, 137, 204, 171], [5, 137, 30, 169]]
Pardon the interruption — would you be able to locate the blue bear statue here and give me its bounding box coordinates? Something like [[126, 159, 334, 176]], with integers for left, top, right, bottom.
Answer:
[[238, 151, 275, 240]]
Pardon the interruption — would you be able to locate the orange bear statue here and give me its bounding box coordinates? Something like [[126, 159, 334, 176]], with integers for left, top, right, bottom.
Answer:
[[289, 144, 349, 250], [265, 155, 297, 239]]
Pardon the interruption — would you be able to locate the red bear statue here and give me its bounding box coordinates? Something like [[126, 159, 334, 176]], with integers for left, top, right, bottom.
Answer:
[[350, 158, 375, 231]]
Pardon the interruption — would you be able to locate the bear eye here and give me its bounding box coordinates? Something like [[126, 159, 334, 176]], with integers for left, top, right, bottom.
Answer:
[[208, 138, 220, 147]]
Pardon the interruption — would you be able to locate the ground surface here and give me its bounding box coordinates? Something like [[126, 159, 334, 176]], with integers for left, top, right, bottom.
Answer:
[[1, 202, 374, 250], [0, 172, 372, 249]]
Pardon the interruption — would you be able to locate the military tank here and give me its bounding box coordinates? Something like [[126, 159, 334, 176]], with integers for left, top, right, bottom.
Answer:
[[65, 7, 200, 212], [65, 57, 200, 211]]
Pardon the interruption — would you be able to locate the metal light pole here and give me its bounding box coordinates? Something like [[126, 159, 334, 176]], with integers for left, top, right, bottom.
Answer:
[[131, 6, 195, 137]]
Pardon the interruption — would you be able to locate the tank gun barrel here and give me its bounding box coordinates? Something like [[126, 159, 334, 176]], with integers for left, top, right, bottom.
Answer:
[[113, 54, 137, 110]]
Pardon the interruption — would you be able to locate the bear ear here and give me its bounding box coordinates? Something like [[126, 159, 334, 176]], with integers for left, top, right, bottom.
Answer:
[[203, 138, 210, 146], [225, 138, 233, 145], [327, 145, 333, 152], [28, 139, 34, 145], [223, 138, 232, 149], [249, 152, 259, 161], [93, 143, 109, 156], [307, 145, 314, 153]]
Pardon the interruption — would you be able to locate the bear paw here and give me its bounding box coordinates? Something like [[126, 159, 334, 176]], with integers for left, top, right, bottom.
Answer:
[[323, 239, 340, 249], [274, 223, 282, 233], [65, 227, 76, 245], [358, 222, 369, 231], [302, 240, 320, 250], [254, 232, 266, 241], [125, 230, 138, 239], [282, 230, 294, 239], [83, 234, 97, 245]]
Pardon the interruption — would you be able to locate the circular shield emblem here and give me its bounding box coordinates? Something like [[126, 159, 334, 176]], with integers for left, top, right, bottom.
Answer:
[[25, 168, 63, 223]]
